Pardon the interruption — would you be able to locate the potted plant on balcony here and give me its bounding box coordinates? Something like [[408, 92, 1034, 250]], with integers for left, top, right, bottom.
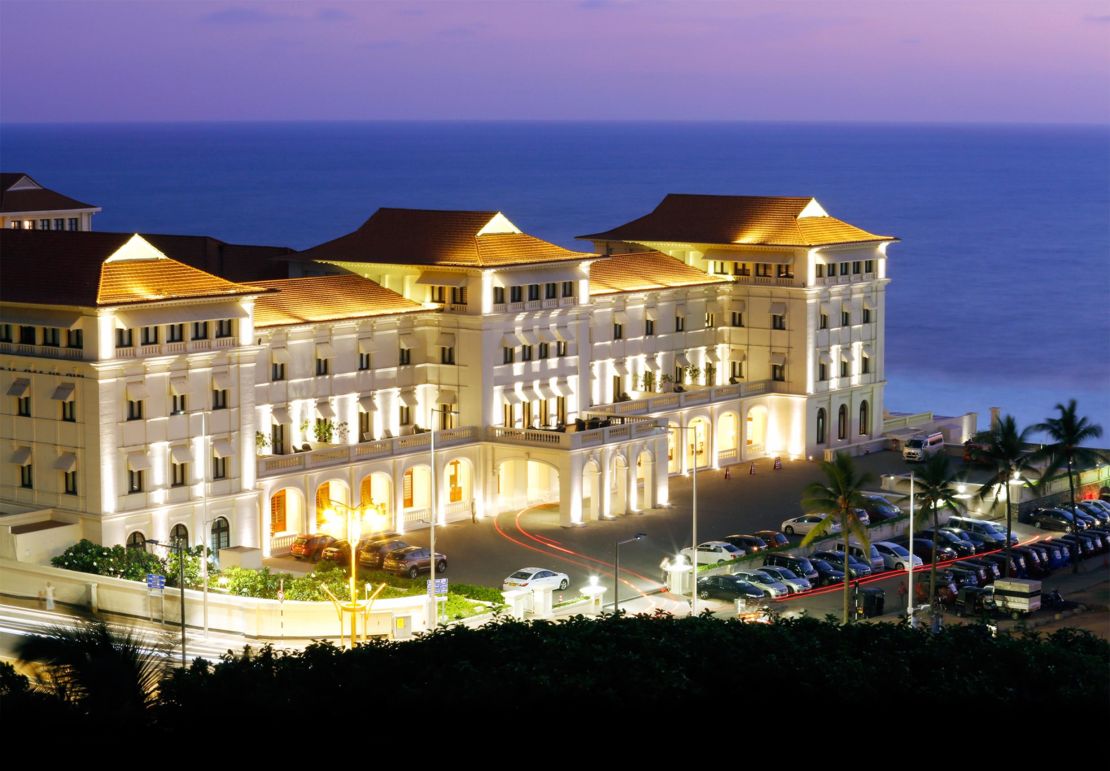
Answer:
[[685, 364, 701, 387], [255, 431, 271, 455], [313, 420, 334, 444], [660, 373, 674, 393]]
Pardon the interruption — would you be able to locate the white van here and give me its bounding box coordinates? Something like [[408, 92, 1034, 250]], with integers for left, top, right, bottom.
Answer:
[[902, 432, 944, 462]]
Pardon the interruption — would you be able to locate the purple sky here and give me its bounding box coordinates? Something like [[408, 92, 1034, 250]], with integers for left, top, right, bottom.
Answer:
[[2, 0, 1108, 123]]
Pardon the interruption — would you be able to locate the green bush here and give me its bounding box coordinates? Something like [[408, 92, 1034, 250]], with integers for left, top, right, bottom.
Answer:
[[52, 539, 163, 582]]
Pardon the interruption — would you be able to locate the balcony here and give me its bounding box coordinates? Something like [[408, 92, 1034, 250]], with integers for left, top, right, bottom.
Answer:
[[0, 342, 85, 361], [256, 425, 479, 478], [590, 381, 779, 417], [488, 415, 664, 450]]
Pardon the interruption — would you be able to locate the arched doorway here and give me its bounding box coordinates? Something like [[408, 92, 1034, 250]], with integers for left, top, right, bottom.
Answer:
[[495, 458, 560, 513], [582, 460, 600, 521], [358, 472, 395, 531], [610, 454, 628, 516], [685, 417, 710, 471], [859, 400, 870, 436], [314, 479, 351, 535], [636, 450, 655, 509], [746, 405, 768, 453], [401, 465, 432, 527], [441, 457, 474, 523], [717, 412, 739, 463]]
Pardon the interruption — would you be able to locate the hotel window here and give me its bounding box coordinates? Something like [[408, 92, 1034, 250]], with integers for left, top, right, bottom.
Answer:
[[213, 454, 227, 480], [116, 328, 133, 348], [840, 359, 850, 378], [865, 260, 874, 273], [20, 463, 33, 488], [755, 263, 771, 278], [503, 403, 514, 427], [675, 365, 685, 384], [733, 263, 751, 277], [441, 346, 455, 365], [556, 340, 567, 357], [128, 469, 144, 494], [838, 404, 848, 440], [0, 324, 11, 342], [171, 462, 187, 488], [862, 355, 871, 374], [42, 327, 60, 347], [859, 401, 870, 435], [141, 326, 158, 346], [53, 218, 64, 231], [816, 409, 827, 444], [510, 286, 523, 303], [841, 310, 851, 327], [40, 219, 51, 230], [776, 265, 793, 279], [730, 312, 743, 328], [192, 321, 208, 340], [503, 346, 515, 364], [272, 360, 286, 381], [212, 387, 228, 410], [862, 308, 872, 324], [450, 286, 467, 305], [839, 262, 849, 276], [772, 314, 786, 331], [126, 531, 146, 549], [645, 319, 655, 336], [711, 261, 726, 274], [316, 356, 330, 375], [68, 218, 79, 231], [819, 312, 828, 330], [17, 396, 30, 417], [167, 323, 184, 343], [556, 396, 567, 425], [731, 361, 744, 380], [62, 399, 76, 422], [612, 375, 623, 399], [358, 351, 371, 370], [399, 405, 411, 426], [66, 329, 83, 349], [527, 284, 540, 301], [521, 345, 534, 361], [819, 362, 828, 381], [675, 315, 685, 333], [816, 264, 825, 279], [613, 322, 623, 340], [562, 281, 575, 298], [852, 261, 861, 274], [171, 393, 187, 415], [64, 470, 77, 495], [705, 312, 715, 328], [215, 319, 234, 338], [772, 364, 785, 382], [430, 285, 446, 303], [272, 423, 285, 454], [127, 399, 144, 420], [493, 287, 506, 304], [545, 282, 557, 299]]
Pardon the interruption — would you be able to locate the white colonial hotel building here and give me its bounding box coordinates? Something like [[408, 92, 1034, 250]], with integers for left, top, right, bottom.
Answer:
[[1, 186, 896, 556]]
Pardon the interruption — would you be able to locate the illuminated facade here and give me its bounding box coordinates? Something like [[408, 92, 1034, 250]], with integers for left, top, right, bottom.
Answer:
[[1, 195, 895, 555]]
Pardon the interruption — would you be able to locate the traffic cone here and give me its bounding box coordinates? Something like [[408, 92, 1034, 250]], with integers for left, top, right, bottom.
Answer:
[[749, 462, 756, 475]]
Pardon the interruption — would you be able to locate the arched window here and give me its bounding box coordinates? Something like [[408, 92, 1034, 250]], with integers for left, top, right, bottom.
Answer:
[[170, 524, 189, 548], [837, 404, 848, 441], [816, 408, 827, 444], [210, 517, 230, 552], [126, 531, 146, 550], [859, 400, 870, 436]]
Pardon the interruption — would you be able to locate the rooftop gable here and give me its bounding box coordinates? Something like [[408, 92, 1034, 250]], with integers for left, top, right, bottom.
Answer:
[[578, 193, 895, 248], [249, 274, 424, 328], [0, 172, 99, 214], [589, 250, 731, 296]]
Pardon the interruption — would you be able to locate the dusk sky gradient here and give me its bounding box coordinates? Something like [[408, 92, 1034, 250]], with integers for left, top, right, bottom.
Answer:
[[2, 0, 1109, 124]]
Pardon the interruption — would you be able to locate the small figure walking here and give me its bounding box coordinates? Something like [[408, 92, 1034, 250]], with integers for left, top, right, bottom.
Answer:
[[45, 581, 55, 611]]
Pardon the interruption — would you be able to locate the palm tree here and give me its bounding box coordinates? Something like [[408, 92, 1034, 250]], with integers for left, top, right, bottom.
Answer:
[[16, 621, 169, 721], [974, 415, 1037, 578], [1033, 400, 1109, 574], [801, 451, 875, 624], [910, 452, 965, 611]]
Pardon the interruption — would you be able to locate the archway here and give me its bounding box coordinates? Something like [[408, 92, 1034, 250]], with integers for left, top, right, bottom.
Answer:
[[358, 472, 395, 531], [746, 405, 768, 453], [816, 407, 827, 445], [269, 487, 306, 554], [717, 412, 739, 463], [126, 531, 146, 550], [667, 422, 680, 474], [495, 458, 560, 514], [210, 517, 230, 554], [170, 523, 189, 548], [838, 404, 848, 441], [859, 400, 870, 436], [685, 417, 710, 471], [610, 454, 629, 516], [441, 457, 475, 523], [400, 465, 432, 528], [314, 479, 351, 536], [582, 460, 601, 521], [636, 450, 655, 509]]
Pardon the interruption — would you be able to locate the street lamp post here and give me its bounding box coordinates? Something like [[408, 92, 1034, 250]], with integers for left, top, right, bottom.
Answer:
[[322, 498, 388, 647], [613, 533, 647, 614], [427, 404, 458, 628]]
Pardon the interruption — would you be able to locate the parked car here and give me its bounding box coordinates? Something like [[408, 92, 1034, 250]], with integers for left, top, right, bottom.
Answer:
[[357, 537, 409, 569], [761, 553, 819, 583], [756, 565, 812, 594], [872, 541, 923, 571], [946, 516, 1016, 546], [781, 513, 839, 537], [832, 541, 886, 573], [858, 494, 904, 523], [731, 570, 790, 598], [723, 534, 769, 554], [891, 537, 958, 564], [755, 530, 790, 549], [503, 567, 570, 592], [940, 526, 994, 553], [953, 561, 991, 586], [697, 575, 767, 602], [979, 552, 1023, 578], [962, 558, 1001, 582], [945, 565, 981, 589], [812, 550, 872, 579], [1025, 508, 1078, 532], [290, 533, 337, 562], [681, 541, 746, 566], [382, 546, 447, 578], [810, 558, 846, 586], [1073, 501, 1110, 525], [918, 528, 976, 557], [1059, 533, 1098, 559], [1011, 546, 1049, 576], [1043, 538, 1073, 568]]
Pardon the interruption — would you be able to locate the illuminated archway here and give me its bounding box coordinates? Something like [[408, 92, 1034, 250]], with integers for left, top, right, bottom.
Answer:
[[746, 405, 768, 450], [400, 465, 432, 527], [442, 457, 475, 522], [358, 472, 395, 530], [717, 412, 739, 463], [495, 457, 560, 513], [582, 460, 601, 521], [314, 479, 351, 536], [636, 450, 655, 509], [686, 417, 710, 470], [269, 487, 306, 554]]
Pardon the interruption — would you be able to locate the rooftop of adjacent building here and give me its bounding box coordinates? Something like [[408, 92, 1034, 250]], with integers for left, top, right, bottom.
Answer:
[[0, 172, 99, 214], [578, 193, 897, 247], [248, 274, 425, 328], [300, 207, 597, 268]]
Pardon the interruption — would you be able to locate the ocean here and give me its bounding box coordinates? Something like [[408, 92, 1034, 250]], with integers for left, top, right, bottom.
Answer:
[[2, 120, 1108, 436]]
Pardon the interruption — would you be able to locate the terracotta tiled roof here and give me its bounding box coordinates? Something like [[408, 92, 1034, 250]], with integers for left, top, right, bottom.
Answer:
[[300, 207, 594, 268], [0, 230, 264, 307], [579, 194, 896, 247], [249, 274, 425, 327], [589, 251, 731, 296], [0, 173, 99, 214]]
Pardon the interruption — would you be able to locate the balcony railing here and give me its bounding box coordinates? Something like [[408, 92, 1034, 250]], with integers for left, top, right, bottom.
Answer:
[[0, 342, 85, 360], [488, 418, 665, 450], [589, 381, 773, 416]]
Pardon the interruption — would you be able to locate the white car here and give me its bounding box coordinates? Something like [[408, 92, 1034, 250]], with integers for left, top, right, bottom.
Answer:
[[502, 567, 570, 592], [756, 565, 812, 595], [681, 541, 746, 566], [781, 513, 840, 537], [731, 569, 790, 598], [873, 541, 923, 571]]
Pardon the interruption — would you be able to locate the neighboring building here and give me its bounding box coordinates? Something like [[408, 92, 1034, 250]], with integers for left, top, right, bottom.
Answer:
[[1, 173, 100, 231], [1, 194, 897, 556]]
